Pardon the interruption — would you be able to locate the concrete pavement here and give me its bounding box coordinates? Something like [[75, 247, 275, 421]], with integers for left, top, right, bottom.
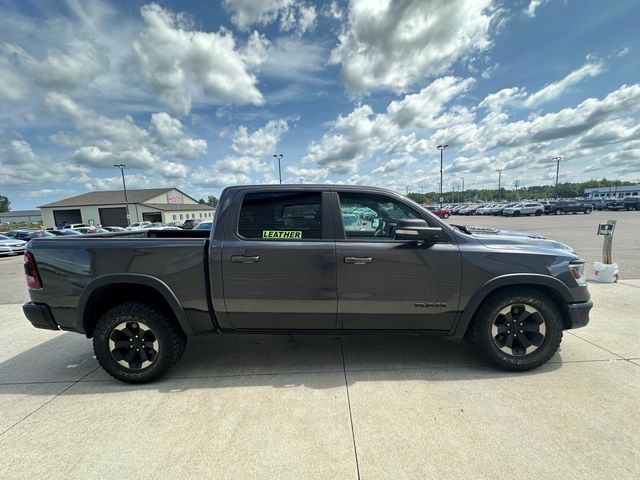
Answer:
[[1, 282, 639, 479]]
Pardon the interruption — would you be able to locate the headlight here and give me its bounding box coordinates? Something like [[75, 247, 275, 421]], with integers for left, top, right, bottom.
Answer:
[[569, 261, 586, 285]]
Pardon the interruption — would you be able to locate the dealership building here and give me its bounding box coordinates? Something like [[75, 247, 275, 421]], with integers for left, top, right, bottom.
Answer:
[[39, 188, 214, 228], [0, 209, 42, 224], [584, 184, 640, 199]]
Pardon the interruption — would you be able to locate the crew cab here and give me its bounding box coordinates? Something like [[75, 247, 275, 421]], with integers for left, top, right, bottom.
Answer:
[[22, 185, 592, 383]]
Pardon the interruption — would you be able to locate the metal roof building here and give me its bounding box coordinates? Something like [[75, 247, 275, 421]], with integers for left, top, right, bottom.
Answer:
[[0, 209, 42, 225], [584, 184, 640, 199], [39, 188, 214, 228]]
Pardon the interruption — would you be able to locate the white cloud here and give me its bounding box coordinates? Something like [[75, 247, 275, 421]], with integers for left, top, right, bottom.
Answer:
[[223, 0, 317, 34], [371, 155, 417, 174], [133, 3, 264, 116], [524, 0, 548, 18], [330, 0, 496, 94], [524, 58, 604, 107], [192, 119, 289, 188], [45, 93, 206, 174]]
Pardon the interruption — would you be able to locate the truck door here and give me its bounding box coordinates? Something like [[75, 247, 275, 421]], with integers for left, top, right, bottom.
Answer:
[[221, 189, 337, 329], [333, 191, 461, 330]]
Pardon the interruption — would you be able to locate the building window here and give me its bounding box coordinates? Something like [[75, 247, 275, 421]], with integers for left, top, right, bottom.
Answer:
[[173, 214, 176, 220], [180, 214, 183, 220]]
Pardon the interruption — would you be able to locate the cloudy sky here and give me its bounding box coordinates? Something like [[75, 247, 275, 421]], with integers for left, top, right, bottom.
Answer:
[[1, 0, 639, 208]]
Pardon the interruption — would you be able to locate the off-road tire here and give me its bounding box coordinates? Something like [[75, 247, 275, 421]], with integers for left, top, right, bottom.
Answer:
[[466, 288, 563, 371], [93, 302, 187, 383]]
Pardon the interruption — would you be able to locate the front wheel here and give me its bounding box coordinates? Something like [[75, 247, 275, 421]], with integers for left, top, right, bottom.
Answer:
[[466, 288, 563, 371], [584, 208, 592, 214], [93, 302, 187, 383], [442, 213, 450, 219], [513, 211, 520, 217], [555, 209, 562, 215]]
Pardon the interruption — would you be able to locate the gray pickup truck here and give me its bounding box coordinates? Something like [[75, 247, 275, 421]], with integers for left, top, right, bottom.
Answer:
[[22, 185, 592, 383]]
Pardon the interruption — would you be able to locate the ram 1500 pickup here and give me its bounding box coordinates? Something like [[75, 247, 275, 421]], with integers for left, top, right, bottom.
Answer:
[[22, 185, 592, 383]]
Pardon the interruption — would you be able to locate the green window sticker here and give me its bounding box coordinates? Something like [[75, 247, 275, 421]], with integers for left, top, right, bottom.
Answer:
[[262, 230, 302, 239]]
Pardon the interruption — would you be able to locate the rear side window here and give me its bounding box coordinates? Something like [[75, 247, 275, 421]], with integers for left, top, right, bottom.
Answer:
[[238, 191, 322, 240]]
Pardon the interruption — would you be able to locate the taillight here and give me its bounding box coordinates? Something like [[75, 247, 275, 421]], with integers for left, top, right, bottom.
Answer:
[[24, 252, 42, 289]]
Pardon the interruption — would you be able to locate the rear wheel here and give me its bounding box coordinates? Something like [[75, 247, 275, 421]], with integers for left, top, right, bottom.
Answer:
[[584, 208, 592, 214], [513, 211, 520, 217], [442, 213, 450, 219], [467, 288, 563, 371], [535, 210, 543, 216], [555, 209, 562, 215], [93, 302, 187, 383]]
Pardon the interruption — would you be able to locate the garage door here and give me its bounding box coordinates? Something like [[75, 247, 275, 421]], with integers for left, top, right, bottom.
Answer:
[[99, 207, 128, 227], [142, 212, 162, 222], [53, 209, 82, 227]]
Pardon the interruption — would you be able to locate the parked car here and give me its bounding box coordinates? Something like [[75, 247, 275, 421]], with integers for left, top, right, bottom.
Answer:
[[194, 221, 213, 230], [605, 199, 625, 211], [4, 230, 55, 240], [491, 203, 513, 215], [0, 234, 27, 256], [142, 222, 166, 229], [75, 227, 110, 234], [552, 200, 593, 215], [589, 199, 607, 210], [48, 229, 83, 236], [539, 200, 557, 215], [62, 223, 88, 229], [423, 205, 451, 219], [126, 222, 152, 230], [181, 219, 200, 229], [503, 202, 544, 216], [622, 196, 640, 211], [458, 204, 482, 215], [22, 184, 591, 383], [101, 226, 127, 232], [475, 204, 495, 215]]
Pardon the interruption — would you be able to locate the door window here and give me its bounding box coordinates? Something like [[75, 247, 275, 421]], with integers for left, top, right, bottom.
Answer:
[[338, 192, 421, 240], [238, 191, 323, 240]]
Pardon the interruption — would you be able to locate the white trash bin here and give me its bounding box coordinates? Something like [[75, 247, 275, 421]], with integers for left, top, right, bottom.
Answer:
[[592, 262, 618, 283]]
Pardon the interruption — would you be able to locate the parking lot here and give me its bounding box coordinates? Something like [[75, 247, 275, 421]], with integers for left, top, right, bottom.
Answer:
[[1, 213, 640, 479]]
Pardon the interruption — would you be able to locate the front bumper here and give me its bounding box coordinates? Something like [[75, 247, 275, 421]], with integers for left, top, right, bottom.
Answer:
[[0, 246, 26, 255], [565, 300, 593, 329], [22, 302, 59, 331]]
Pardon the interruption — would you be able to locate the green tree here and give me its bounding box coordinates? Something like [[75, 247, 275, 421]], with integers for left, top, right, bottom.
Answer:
[[198, 198, 206, 204], [0, 195, 10, 213], [206, 195, 219, 208]]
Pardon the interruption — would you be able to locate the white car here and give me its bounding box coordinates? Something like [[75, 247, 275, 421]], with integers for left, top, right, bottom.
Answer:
[[126, 221, 152, 230], [0, 234, 27, 256], [476, 204, 495, 215], [502, 202, 544, 216]]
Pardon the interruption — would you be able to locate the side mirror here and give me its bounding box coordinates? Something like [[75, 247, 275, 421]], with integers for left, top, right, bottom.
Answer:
[[395, 218, 443, 242]]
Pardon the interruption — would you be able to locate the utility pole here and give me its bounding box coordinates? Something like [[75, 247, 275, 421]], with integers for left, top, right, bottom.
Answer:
[[459, 176, 464, 203], [553, 155, 563, 199], [273, 154, 283, 184], [437, 144, 448, 208], [496, 169, 503, 201], [113, 164, 130, 224], [514, 179, 520, 200]]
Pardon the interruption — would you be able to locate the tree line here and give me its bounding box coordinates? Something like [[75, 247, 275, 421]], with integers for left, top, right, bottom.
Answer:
[[405, 178, 637, 204]]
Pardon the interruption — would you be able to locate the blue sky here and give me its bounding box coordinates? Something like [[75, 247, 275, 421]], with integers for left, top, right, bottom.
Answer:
[[1, 0, 639, 209]]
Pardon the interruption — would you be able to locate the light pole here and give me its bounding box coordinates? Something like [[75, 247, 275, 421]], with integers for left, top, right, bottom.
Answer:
[[553, 155, 563, 199], [437, 144, 448, 208], [113, 164, 130, 224], [459, 176, 464, 203], [496, 169, 503, 201], [273, 154, 283, 184]]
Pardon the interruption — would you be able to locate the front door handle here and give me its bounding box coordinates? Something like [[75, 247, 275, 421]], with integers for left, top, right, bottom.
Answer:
[[344, 256, 373, 264], [231, 255, 260, 263]]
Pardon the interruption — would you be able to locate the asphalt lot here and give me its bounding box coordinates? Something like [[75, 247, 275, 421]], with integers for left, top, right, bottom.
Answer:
[[1, 213, 640, 478]]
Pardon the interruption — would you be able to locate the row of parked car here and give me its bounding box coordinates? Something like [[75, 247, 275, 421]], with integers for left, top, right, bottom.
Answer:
[[423, 196, 640, 218], [0, 219, 216, 256]]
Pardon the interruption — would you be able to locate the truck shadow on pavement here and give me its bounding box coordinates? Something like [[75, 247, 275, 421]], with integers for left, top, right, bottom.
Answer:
[[0, 331, 564, 394]]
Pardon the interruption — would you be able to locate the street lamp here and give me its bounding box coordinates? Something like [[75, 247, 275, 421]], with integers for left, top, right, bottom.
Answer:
[[553, 155, 563, 199], [113, 164, 130, 224], [496, 169, 503, 201], [459, 176, 464, 202], [273, 154, 283, 184], [437, 144, 448, 208]]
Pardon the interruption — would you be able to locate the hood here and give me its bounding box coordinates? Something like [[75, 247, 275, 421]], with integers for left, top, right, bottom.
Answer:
[[455, 225, 576, 254]]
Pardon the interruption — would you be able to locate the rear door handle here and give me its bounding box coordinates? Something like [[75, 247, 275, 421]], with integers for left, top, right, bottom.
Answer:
[[344, 256, 373, 264], [231, 255, 260, 263]]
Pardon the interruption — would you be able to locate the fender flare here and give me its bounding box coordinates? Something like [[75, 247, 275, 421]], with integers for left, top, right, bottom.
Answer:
[[78, 273, 194, 336], [451, 273, 572, 340]]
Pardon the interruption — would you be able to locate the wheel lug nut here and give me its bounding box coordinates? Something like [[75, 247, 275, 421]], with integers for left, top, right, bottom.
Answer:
[[520, 330, 523, 333], [136, 348, 139, 351], [507, 330, 510, 334]]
